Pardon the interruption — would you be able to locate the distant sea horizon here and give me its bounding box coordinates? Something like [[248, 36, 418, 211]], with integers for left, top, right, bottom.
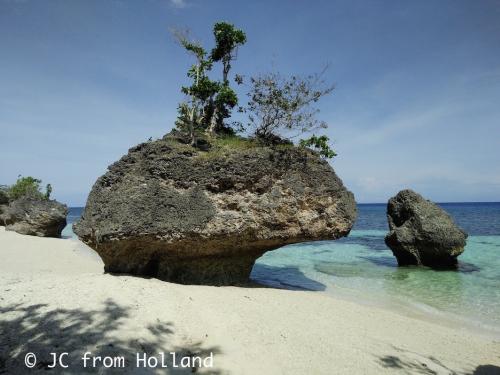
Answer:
[[64, 202, 500, 335]]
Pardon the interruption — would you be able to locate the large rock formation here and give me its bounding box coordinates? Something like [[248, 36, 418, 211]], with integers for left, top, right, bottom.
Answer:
[[74, 134, 357, 285], [2, 197, 68, 237], [385, 189, 467, 268]]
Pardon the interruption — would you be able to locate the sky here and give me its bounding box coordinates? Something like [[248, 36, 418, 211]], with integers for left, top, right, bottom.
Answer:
[[1, 0, 499, 205]]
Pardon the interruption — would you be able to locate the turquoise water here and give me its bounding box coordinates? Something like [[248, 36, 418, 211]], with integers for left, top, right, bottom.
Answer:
[[252, 203, 500, 333], [65, 203, 500, 332]]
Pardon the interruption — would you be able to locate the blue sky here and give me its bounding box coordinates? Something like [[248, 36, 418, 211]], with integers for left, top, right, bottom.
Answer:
[[1, 0, 499, 205]]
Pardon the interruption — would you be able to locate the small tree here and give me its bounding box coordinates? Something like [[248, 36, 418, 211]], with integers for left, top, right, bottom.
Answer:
[[173, 30, 218, 145], [245, 70, 334, 141], [8, 176, 52, 200], [207, 22, 247, 135], [173, 22, 246, 140], [299, 135, 337, 159], [45, 183, 52, 199], [211, 22, 246, 84]]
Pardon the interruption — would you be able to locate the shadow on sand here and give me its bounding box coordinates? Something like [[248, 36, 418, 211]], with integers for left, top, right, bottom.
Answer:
[[377, 346, 500, 375], [0, 299, 222, 374], [250, 263, 326, 291]]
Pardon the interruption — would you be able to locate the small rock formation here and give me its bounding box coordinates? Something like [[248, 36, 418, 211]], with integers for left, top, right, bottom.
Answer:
[[0, 189, 8, 205], [74, 133, 357, 285], [2, 197, 68, 237], [0, 189, 9, 226], [385, 189, 467, 268]]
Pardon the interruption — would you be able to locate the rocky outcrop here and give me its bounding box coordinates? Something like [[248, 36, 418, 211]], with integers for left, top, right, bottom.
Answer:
[[0, 189, 9, 226], [74, 134, 357, 285], [385, 189, 467, 268], [0, 189, 8, 205], [2, 197, 68, 237]]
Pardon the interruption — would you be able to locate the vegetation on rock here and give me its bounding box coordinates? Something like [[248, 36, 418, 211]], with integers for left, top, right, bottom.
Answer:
[[174, 22, 336, 158], [1, 177, 66, 237], [2, 196, 67, 237], [299, 135, 337, 159], [0, 186, 9, 204], [244, 71, 334, 143], [6, 176, 52, 201], [173, 22, 246, 145]]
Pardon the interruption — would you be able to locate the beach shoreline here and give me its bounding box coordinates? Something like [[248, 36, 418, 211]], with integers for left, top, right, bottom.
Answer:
[[318, 273, 500, 342], [1, 227, 499, 374]]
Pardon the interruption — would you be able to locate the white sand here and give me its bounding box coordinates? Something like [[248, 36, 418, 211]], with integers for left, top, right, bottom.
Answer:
[[1, 227, 499, 374]]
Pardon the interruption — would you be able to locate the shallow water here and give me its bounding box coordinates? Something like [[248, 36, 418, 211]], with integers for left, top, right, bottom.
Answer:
[[252, 203, 500, 333], [65, 203, 500, 332]]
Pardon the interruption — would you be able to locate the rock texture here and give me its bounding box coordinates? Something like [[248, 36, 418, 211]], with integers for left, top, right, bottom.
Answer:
[[385, 189, 467, 268], [74, 134, 357, 285], [2, 197, 68, 237], [0, 189, 8, 205], [0, 189, 9, 226]]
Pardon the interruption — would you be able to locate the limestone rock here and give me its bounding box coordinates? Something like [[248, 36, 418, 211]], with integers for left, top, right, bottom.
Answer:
[[0, 189, 9, 226], [0, 189, 9, 205], [74, 135, 357, 285], [385, 189, 467, 268], [3, 197, 68, 237]]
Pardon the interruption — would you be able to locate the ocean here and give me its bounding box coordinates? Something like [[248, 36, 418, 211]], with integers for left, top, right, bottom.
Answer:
[[64, 203, 500, 333]]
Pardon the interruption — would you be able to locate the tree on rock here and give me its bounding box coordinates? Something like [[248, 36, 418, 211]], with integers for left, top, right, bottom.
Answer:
[[211, 22, 246, 84], [7, 176, 52, 201], [174, 22, 246, 142], [208, 22, 246, 134], [299, 135, 337, 159], [244, 70, 337, 158], [173, 22, 336, 159], [173, 30, 218, 146]]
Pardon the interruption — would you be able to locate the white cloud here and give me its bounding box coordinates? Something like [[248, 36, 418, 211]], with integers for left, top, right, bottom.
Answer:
[[169, 0, 187, 8]]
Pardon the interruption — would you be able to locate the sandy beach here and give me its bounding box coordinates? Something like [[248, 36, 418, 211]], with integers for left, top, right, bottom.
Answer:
[[0, 227, 499, 374]]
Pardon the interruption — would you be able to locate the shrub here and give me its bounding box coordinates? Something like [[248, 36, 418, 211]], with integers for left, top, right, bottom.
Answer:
[[245, 70, 334, 141], [8, 176, 52, 200], [299, 135, 337, 159]]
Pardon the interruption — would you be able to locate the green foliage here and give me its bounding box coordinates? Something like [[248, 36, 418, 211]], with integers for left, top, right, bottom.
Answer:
[[45, 183, 52, 199], [299, 135, 337, 159], [215, 85, 238, 108], [213, 134, 257, 149], [185, 43, 205, 58], [209, 22, 246, 131], [211, 22, 246, 60], [173, 31, 217, 144], [182, 76, 220, 102], [174, 103, 191, 133], [211, 22, 246, 83], [7, 176, 52, 200], [234, 74, 244, 85], [174, 22, 246, 141], [177, 35, 206, 60], [197, 135, 258, 160], [212, 85, 238, 131], [173, 23, 338, 158]]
